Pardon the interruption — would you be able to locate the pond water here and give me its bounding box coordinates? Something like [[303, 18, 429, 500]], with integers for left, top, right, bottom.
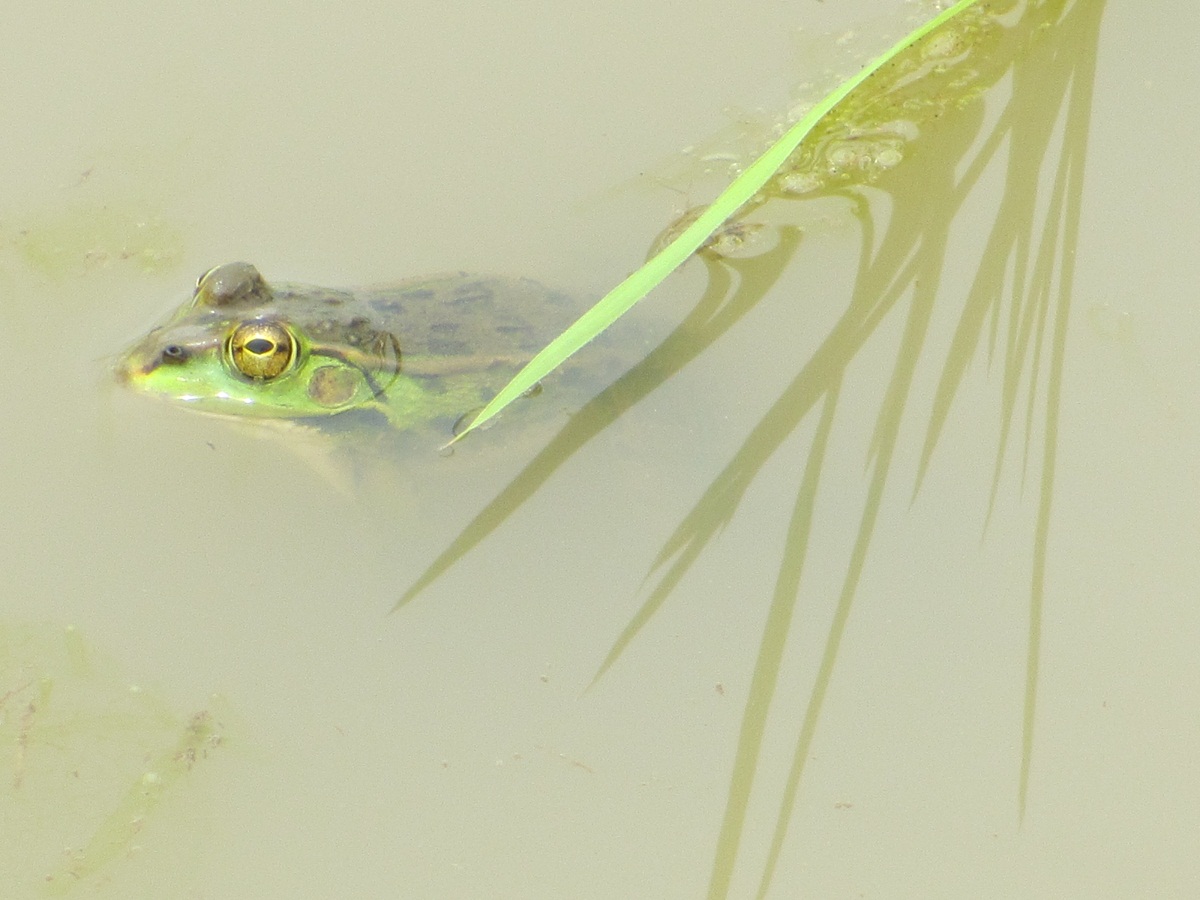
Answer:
[[2, 0, 1197, 897]]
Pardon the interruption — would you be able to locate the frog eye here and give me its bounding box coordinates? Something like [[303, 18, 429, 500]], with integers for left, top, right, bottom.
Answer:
[[227, 321, 297, 380]]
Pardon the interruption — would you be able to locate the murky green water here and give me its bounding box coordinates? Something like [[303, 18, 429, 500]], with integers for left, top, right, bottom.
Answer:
[[3, 1, 1197, 897]]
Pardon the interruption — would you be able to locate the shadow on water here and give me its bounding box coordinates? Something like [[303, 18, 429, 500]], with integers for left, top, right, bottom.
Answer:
[[397, 0, 1104, 894], [392, 225, 806, 609], [698, 2, 1105, 895]]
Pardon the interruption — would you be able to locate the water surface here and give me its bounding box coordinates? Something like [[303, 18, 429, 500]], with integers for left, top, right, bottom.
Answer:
[[2, 1, 1197, 897]]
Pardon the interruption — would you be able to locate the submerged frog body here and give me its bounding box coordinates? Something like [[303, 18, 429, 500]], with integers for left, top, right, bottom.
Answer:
[[116, 263, 587, 437]]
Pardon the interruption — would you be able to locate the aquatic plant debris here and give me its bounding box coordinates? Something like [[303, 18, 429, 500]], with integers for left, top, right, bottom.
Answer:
[[0, 623, 230, 894]]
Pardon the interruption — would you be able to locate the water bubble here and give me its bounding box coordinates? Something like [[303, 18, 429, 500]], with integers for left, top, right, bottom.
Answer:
[[921, 28, 967, 60], [778, 172, 824, 195], [874, 146, 904, 169]]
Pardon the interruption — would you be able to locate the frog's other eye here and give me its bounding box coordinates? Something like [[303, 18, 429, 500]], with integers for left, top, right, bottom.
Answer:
[[194, 262, 269, 307], [227, 321, 297, 380]]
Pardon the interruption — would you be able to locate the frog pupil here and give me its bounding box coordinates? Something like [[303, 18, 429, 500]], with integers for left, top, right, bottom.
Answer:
[[245, 338, 275, 355]]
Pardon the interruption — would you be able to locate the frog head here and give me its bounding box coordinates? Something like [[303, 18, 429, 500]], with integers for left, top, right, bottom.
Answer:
[[115, 263, 401, 421]]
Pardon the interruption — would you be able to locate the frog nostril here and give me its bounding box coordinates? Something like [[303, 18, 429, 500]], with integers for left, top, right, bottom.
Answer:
[[161, 345, 188, 362]]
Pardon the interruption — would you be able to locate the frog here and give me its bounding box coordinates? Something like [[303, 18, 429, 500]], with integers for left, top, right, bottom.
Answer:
[[115, 262, 595, 440]]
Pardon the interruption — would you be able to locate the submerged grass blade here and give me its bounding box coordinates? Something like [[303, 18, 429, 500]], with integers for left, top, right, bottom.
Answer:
[[447, 0, 983, 444]]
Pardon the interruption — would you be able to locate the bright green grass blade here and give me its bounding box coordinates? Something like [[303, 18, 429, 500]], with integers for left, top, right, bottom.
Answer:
[[448, 0, 983, 445]]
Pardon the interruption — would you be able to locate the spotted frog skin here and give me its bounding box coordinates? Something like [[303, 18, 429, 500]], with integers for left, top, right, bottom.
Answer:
[[115, 262, 586, 436]]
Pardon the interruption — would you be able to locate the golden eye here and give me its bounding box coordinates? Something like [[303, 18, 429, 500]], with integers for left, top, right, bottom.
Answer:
[[227, 321, 296, 380]]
